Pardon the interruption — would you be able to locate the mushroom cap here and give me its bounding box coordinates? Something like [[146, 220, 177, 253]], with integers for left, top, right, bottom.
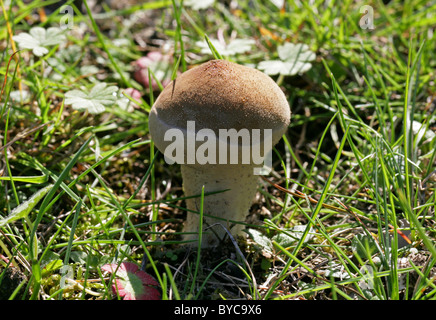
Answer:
[[149, 59, 290, 163]]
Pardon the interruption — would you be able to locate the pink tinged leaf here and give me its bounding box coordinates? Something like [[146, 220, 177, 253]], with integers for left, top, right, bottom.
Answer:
[[139, 286, 161, 300], [119, 261, 139, 274], [101, 262, 161, 300], [113, 279, 128, 298], [101, 263, 117, 274], [133, 52, 174, 90], [137, 270, 159, 287], [124, 88, 142, 100]]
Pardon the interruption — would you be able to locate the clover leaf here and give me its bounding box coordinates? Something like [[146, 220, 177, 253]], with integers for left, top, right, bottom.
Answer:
[[184, 0, 215, 9], [272, 225, 315, 247], [258, 42, 316, 76], [13, 27, 66, 57], [65, 83, 118, 114], [246, 228, 273, 254], [197, 38, 255, 56]]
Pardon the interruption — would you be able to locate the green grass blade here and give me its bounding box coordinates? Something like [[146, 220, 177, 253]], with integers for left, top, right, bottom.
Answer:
[[58, 199, 82, 299], [204, 34, 224, 60], [29, 136, 92, 299], [82, 0, 130, 87], [0, 184, 52, 227]]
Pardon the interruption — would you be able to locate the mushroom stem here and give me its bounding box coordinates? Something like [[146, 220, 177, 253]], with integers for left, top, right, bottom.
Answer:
[[181, 163, 258, 246]]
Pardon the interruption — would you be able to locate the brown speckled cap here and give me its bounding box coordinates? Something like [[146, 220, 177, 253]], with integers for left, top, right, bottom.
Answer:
[[149, 59, 290, 150]]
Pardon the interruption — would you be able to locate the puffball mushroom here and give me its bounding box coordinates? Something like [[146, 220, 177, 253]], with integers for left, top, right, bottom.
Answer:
[[149, 59, 290, 247]]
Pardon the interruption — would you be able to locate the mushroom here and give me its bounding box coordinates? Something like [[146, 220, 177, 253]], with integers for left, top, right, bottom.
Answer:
[[149, 59, 290, 246]]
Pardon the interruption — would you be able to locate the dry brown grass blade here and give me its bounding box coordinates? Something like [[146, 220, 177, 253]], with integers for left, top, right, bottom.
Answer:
[[0, 122, 50, 154], [260, 176, 348, 213], [334, 197, 412, 245], [261, 177, 412, 245], [0, 0, 22, 92]]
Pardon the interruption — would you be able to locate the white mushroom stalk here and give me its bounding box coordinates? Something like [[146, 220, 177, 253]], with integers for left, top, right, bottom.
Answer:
[[149, 60, 290, 247]]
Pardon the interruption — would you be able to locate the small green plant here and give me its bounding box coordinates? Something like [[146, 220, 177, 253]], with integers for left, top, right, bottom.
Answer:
[[258, 42, 316, 76], [13, 26, 66, 56], [196, 37, 255, 57], [64, 83, 119, 114]]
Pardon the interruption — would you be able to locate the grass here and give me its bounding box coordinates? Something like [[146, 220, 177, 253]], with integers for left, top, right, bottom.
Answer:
[[0, 0, 435, 300]]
